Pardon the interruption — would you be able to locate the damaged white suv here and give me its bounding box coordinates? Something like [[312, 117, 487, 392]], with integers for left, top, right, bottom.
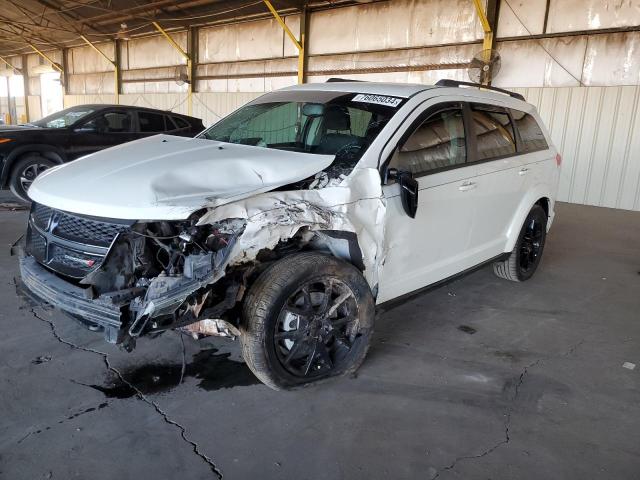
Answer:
[[19, 80, 560, 390]]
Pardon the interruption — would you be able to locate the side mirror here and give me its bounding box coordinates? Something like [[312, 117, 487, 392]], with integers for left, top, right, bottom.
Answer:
[[386, 167, 418, 218]]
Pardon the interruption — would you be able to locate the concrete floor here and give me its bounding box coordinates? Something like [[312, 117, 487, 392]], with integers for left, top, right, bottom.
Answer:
[[1, 201, 639, 480]]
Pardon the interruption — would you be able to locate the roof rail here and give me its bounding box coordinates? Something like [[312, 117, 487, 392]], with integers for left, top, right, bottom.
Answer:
[[326, 78, 365, 83], [434, 79, 525, 101]]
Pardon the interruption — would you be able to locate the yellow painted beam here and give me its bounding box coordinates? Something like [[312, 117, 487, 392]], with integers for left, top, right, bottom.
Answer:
[[152, 22, 189, 60], [80, 35, 119, 104], [0, 55, 22, 75], [471, 0, 494, 84], [29, 44, 63, 73], [263, 0, 302, 51], [152, 22, 192, 115], [263, 0, 305, 83]]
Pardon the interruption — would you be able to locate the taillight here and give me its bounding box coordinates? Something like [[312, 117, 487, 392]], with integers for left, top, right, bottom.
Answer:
[[555, 153, 562, 167]]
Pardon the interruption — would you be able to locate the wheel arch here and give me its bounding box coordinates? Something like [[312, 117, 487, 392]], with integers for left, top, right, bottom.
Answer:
[[504, 187, 554, 253], [1, 145, 66, 187]]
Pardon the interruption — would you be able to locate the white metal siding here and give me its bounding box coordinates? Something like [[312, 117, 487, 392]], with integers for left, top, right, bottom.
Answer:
[[512, 86, 640, 211]]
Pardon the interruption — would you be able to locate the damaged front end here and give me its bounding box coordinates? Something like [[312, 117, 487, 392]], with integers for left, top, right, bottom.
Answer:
[[20, 203, 249, 350]]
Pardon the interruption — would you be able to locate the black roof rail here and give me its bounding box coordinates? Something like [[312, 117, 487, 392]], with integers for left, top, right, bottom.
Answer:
[[434, 79, 525, 101], [326, 78, 365, 83]]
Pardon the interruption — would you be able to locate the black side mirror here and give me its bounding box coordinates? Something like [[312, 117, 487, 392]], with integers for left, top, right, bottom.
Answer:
[[386, 167, 419, 218]]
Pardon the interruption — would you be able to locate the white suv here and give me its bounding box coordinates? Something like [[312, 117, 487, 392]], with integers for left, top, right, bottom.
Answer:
[[20, 80, 560, 390]]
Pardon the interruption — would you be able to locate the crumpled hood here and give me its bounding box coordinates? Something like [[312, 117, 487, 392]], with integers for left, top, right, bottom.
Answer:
[[28, 135, 335, 220]]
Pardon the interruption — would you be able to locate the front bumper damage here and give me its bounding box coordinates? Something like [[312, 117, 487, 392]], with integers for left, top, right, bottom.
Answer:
[[18, 167, 388, 350], [20, 254, 123, 337]]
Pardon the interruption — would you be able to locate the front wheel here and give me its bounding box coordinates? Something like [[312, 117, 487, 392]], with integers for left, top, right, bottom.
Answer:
[[9, 155, 56, 203], [241, 252, 375, 390], [494, 204, 548, 282]]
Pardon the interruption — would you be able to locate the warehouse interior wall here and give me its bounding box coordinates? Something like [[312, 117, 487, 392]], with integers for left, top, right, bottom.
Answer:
[[0, 0, 639, 210]]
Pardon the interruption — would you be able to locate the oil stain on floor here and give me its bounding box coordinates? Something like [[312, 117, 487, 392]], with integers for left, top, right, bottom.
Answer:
[[88, 348, 259, 399]]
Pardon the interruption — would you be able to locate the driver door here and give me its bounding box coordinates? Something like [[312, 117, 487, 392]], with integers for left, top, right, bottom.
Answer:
[[69, 109, 137, 159], [377, 102, 479, 303]]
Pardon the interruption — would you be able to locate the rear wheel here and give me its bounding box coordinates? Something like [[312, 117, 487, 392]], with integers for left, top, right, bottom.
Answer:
[[241, 252, 375, 390], [9, 155, 55, 203], [494, 204, 547, 282]]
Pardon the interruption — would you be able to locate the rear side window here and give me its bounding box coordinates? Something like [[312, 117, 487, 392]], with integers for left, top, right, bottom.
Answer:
[[390, 107, 466, 176], [470, 104, 516, 161], [139, 112, 166, 133], [510, 109, 549, 152], [173, 116, 190, 129]]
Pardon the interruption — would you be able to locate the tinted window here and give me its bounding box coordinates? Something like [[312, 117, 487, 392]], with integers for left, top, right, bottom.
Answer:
[[471, 105, 516, 161], [82, 111, 133, 133], [390, 107, 466, 176], [510, 109, 548, 152], [139, 112, 166, 133], [173, 116, 189, 129]]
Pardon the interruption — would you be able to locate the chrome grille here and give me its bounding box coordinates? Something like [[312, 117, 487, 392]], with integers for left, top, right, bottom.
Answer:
[[26, 203, 135, 278]]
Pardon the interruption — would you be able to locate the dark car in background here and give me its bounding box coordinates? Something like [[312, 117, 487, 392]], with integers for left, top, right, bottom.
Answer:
[[0, 104, 205, 202]]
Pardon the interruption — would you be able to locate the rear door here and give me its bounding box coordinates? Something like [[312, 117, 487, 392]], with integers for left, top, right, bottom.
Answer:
[[464, 103, 527, 261], [377, 100, 479, 303], [468, 104, 558, 260], [69, 109, 137, 159], [135, 111, 177, 138]]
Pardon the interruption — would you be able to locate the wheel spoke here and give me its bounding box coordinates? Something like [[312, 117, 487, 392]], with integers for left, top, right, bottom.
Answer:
[[302, 339, 319, 375], [327, 291, 352, 318], [316, 341, 333, 369], [319, 279, 333, 313], [330, 315, 353, 328], [283, 339, 307, 366], [274, 329, 300, 341], [330, 329, 352, 350]]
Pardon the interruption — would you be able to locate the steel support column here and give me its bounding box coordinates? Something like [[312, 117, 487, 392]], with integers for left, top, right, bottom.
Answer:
[[22, 54, 30, 122], [153, 22, 192, 116]]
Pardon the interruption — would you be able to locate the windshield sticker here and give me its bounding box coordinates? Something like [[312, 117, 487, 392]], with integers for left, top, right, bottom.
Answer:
[[352, 94, 403, 107]]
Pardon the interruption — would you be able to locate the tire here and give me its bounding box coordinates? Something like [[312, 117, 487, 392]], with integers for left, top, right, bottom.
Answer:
[[494, 204, 548, 282], [9, 155, 56, 203], [241, 252, 375, 390]]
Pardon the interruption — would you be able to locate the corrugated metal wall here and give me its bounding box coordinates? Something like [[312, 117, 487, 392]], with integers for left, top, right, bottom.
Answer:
[[7, 0, 640, 211], [513, 86, 640, 211]]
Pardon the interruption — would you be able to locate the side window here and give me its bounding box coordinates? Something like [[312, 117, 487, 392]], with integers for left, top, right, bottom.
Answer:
[[164, 116, 178, 131], [173, 116, 189, 129], [390, 107, 466, 176], [510, 109, 549, 152], [470, 105, 516, 161], [82, 111, 133, 133], [139, 112, 166, 133]]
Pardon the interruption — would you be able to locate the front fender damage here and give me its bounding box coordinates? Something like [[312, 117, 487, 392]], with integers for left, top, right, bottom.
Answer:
[[198, 167, 386, 288]]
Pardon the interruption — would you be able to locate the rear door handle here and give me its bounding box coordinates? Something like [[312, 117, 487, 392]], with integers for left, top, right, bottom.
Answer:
[[458, 181, 477, 192], [518, 168, 529, 176]]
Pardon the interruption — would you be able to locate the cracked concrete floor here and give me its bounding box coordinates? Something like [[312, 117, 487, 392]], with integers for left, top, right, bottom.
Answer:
[[1, 201, 639, 480]]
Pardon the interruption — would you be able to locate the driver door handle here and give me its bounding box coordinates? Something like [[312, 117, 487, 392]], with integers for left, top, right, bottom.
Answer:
[[519, 168, 529, 176], [458, 181, 477, 192]]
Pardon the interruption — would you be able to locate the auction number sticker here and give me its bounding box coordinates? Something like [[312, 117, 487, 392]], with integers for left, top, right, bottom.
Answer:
[[352, 94, 403, 107]]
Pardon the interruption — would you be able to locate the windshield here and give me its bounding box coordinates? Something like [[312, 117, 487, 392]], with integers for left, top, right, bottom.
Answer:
[[33, 106, 96, 129], [199, 91, 404, 167]]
